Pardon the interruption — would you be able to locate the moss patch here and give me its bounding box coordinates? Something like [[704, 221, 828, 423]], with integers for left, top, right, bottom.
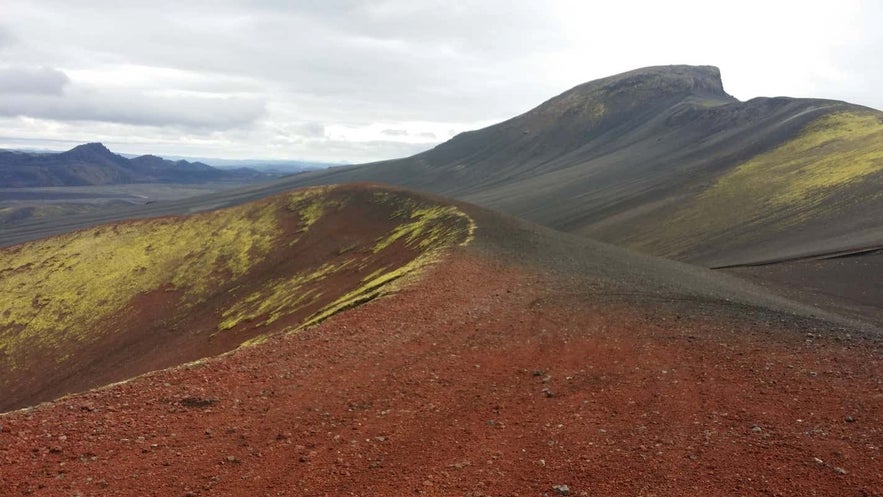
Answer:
[[624, 110, 883, 256]]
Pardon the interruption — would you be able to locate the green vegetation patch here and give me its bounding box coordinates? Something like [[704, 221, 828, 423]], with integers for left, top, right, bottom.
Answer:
[[625, 110, 883, 256], [708, 111, 883, 206], [0, 185, 476, 378], [233, 190, 475, 345], [0, 199, 283, 364]]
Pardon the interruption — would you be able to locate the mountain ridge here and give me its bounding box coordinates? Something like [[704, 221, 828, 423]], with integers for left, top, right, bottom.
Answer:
[[0, 142, 271, 187]]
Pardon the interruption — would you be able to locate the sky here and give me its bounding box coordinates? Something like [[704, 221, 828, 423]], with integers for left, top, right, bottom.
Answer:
[[0, 0, 881, 163]]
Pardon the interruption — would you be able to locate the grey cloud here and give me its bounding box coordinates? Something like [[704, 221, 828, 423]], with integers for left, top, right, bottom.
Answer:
[[6, 1, 561, 122], [289, 121, 325, 138], [0, 88, 266, 129], [381, 129, 407, 136], [283, 138, 433, 164], [0, 25, 15, 49], [0, 66, 69, 94]]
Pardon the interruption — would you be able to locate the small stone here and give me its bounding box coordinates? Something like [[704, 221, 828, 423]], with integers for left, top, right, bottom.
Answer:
[[225, 455, 240, 464], [813, 457, 824, 465], [751, 425, 763, 433], [845, 416, 856, 423], [552, 484, 571, 495], [833, 466, 848, 475], [542, 388, 554, 398]]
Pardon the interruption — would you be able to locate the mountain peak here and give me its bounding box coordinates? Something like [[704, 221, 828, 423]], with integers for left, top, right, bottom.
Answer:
[[60, 142, 124, 164], [591, 65, 728, 97], [542, 65, 736, 119], [66, 142, 113, 155]]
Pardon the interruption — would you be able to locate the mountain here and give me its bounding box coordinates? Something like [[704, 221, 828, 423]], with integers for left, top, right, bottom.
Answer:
[[0, 184, 879, 496], [0, 142, 274, 187], [0, 65, 879, 327], [266, 65, 882, 267], [209, 65, 880, 327]]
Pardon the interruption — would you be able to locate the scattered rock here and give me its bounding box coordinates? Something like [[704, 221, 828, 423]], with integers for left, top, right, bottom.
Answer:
[[552, 484, 571, 495], [845, 416, 856, 423], [225, 455, 240, 464], [813, 457, 824, 465], [542, 388, 554, 398], [833, 466, 848, 475], [751, 425, 762, 433], [181, 397, 218, 408]]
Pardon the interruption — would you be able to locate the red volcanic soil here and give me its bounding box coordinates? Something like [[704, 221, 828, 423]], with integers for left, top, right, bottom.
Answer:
[[1, 245, 881, 496]]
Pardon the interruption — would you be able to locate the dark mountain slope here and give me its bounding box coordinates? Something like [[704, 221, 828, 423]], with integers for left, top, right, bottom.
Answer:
[[258, 65, 881, 268]]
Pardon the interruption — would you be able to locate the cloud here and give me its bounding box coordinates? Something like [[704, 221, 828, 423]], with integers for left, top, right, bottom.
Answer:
[[0, 88, 266, 129], [289, 121, 325, 138], [381, 129, 408, 136], [0, 25, 14, 49], [0, 66, 69, 94]]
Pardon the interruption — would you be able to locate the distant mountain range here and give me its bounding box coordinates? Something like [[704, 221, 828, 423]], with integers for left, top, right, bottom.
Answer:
[[0, 143, 281, 187]]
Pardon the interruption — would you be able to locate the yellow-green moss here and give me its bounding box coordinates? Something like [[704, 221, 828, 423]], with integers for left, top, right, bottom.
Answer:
[[709, 111, 883, 206], [1, 185, 476, 371], [217, 261, 350, 331], [0, 199, 283, 364], [625, 110, 883, 255], [238, 192, 474, 346]]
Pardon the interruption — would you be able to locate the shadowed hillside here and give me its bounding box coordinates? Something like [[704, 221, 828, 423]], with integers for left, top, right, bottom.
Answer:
[[0, 184, 473, 411]]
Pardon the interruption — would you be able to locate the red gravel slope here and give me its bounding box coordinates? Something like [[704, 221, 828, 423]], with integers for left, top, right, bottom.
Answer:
[[1, 198, 881, 495]]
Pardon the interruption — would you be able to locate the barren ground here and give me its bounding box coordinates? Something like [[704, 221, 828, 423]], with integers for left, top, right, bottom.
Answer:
[[1, 247, 880, 496]]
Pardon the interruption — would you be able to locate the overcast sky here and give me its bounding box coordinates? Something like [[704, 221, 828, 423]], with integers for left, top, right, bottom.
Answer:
[[1, 0, 881, 163]]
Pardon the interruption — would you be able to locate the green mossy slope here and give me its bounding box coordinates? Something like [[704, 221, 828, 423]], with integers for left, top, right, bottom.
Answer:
[[0, 185, 474, 411]]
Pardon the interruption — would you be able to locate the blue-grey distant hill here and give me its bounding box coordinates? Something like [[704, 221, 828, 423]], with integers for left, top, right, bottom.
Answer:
[[0, 143, 276, 187]]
